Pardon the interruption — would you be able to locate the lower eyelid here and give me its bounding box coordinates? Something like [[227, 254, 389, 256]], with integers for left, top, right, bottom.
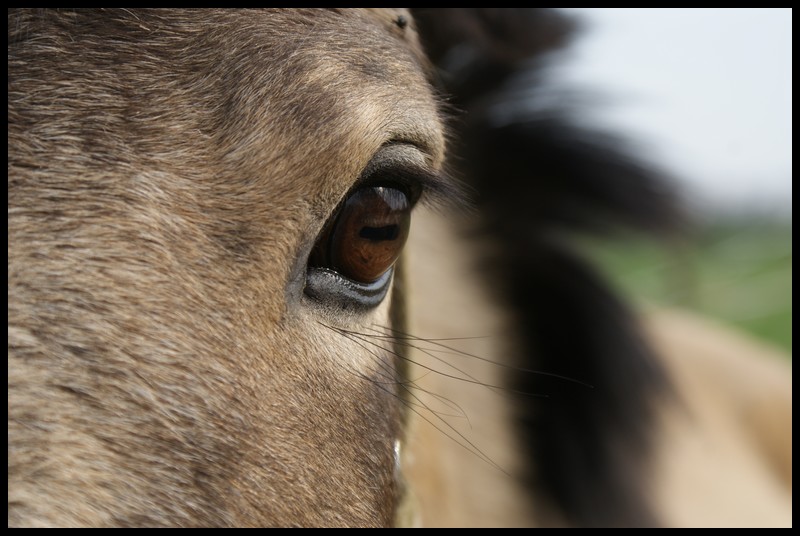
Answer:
[[304, 267, 394, 311]]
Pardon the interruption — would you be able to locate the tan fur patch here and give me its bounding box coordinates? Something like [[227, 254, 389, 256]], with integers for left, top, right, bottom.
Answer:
[[8, 9, 443, 527]]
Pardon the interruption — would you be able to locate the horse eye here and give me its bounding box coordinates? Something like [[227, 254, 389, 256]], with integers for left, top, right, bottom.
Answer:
[[310, 186, 411, 284]]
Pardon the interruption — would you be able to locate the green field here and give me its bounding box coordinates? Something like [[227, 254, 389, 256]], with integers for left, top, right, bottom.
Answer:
[[578, 219, 793, 355]]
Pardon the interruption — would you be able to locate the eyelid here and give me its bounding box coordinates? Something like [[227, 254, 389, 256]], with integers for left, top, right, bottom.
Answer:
[[356, 143, 466, 209]]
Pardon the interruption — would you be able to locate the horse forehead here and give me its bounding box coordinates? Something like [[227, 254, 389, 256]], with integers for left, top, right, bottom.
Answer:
[[222, 8, 446, 207], [188, 8, 445, 201], [272, 8, 445, 161], [11, 8, 445, 213]]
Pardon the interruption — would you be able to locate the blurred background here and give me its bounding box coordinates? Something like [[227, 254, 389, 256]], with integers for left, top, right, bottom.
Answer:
[[553, 8, 792, 353]]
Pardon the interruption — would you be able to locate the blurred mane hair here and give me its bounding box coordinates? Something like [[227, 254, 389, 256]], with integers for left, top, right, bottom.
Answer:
[[412, 8, 683, 526]]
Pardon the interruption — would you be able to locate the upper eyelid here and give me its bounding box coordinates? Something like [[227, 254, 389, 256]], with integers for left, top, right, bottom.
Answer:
[[357, 143, 467, 209]]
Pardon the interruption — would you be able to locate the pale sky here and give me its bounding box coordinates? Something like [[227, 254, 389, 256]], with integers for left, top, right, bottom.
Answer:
[[551, 8, 792, 218]]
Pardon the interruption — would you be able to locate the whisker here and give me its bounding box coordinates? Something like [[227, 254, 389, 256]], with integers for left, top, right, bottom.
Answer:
[[332, 326, 472, 420], [329, 322, 489, 385], [335, 324, 516, 395], [370, 324, 594, 389], [333, 323, 553, 400], [328, 326, 550, 410], [375, 371, 508, 475], [318, 322, 509, 473]]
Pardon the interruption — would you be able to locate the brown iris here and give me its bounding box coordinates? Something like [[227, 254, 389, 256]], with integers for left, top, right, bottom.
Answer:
[[310, 186, 411, 284]]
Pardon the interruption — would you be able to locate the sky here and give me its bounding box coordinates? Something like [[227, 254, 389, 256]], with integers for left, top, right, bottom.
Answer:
[[549, 8, 792, 219]]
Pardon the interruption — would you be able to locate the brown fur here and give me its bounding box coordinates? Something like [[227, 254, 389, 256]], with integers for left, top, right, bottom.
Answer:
[[8, 8, 443, 527], [8, 9, 792, 528]]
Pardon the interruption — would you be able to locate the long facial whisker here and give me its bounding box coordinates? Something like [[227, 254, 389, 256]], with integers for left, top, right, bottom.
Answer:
[[337, 325, 515, 397], [328, 322, 496, 387], [369, 324, 594, 389], [337, 325, 475, 421], [372, 371, 508, 475], [344, 325, 552, 400], [385, 374, 507, 474], [396, 386, 509, 475], [331, 325, 472, 420], [318, 322, 507, 472]]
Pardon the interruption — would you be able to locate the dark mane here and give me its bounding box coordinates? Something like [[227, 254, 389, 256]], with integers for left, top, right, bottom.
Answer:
[[412, 8, 683, 527]]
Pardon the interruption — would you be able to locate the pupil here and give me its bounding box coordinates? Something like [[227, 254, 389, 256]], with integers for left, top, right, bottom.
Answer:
[[359, 225, 399, 241]]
